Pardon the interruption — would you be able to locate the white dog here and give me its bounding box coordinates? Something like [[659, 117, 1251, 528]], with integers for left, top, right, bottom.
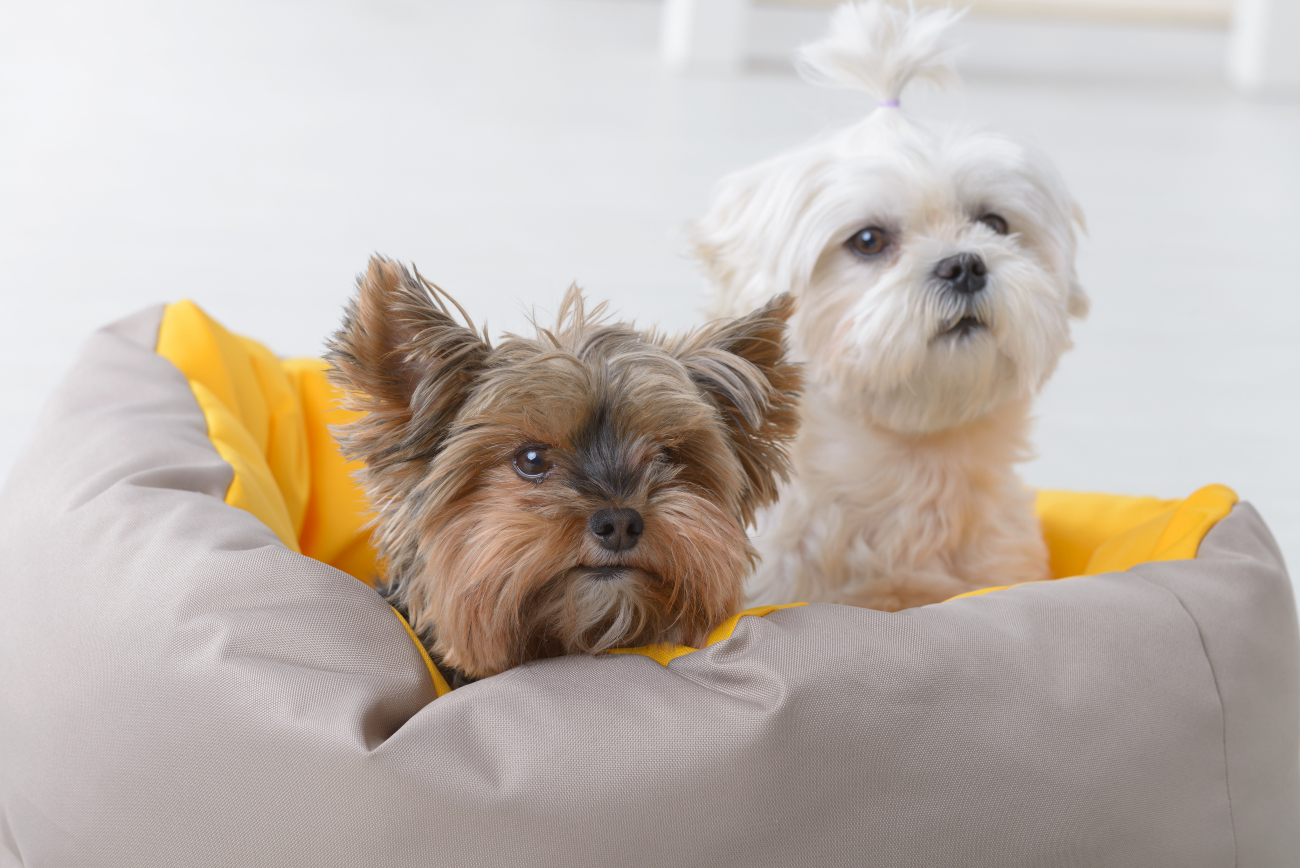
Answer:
[[694, 1, 1089, 611]]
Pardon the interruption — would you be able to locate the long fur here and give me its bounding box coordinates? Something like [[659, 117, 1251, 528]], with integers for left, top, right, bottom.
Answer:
[[327, 258, 799, 677], [694, 1, 1088, 610], [798, 1, 963, 102]]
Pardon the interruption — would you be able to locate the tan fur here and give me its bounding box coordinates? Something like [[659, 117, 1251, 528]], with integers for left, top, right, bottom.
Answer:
[[327, 257, 799, 678], [746, 393, 1048, 611]]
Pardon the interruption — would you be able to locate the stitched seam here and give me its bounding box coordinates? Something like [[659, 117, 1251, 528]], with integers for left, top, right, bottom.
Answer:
[[1139, 574, 1239, 866]]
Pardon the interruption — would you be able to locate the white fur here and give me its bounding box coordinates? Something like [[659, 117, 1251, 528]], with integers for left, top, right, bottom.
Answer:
[[798, 0, 962, 101], [694, 1, 1088, 610]]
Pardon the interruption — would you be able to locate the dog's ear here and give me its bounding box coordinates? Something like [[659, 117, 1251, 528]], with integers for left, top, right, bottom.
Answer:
[[1066, 200, 1091, 319], [1067, 279, 1090, 319], [674, 293, 802, 523], [326, 256, 490, 472], [691, 169, 784, 318]]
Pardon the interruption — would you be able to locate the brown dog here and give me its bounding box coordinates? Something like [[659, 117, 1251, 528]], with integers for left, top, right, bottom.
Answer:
[[327, 257, 799, 681]]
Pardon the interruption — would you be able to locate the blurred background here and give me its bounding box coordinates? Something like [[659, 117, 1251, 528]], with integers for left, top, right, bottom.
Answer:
[[2, 0, 1297, 584]]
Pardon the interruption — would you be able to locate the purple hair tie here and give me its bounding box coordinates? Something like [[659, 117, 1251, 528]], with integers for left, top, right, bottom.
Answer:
[[878, 99, 900, 108]]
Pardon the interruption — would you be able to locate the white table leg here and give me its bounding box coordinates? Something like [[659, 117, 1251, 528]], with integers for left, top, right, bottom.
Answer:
[[661, 0, 750, 73], [1228, 0, 1300, 93]]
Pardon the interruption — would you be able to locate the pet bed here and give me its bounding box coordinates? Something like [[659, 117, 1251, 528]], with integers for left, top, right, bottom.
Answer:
[[1, 301, 1296, 867]]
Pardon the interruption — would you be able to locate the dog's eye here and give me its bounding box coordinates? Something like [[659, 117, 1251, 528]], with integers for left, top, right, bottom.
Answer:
[[979, 214, 1009, 235], [848, 226, 890, 257], [513, 446, 553, 481]]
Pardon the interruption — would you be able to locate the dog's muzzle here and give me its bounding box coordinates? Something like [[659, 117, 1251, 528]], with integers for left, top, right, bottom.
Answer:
[[935, 253, 987, 295], [933, 253, 991, 339], [590, 508, 644, 552]]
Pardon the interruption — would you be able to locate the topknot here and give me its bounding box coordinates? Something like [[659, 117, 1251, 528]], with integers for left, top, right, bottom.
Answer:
[[797, 1, 964, 108]]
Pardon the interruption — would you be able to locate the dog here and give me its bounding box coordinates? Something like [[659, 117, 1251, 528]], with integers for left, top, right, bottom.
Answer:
[[326, 257, 800, 682], [692, 1, 1089, 611]]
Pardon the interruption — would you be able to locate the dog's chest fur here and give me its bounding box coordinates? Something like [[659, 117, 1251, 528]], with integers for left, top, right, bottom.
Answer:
[[746, 392, 1050, 611]]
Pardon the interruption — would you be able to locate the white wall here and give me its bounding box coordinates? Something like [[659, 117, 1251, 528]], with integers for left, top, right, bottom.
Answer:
[[2, 0, 1297, 581]]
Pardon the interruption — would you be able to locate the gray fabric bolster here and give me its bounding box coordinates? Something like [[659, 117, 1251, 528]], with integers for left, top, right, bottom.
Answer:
[[1, 308, 1296, 867]]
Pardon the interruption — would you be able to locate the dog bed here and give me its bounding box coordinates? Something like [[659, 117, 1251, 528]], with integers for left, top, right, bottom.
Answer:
[[1, 301, 1296, 867]]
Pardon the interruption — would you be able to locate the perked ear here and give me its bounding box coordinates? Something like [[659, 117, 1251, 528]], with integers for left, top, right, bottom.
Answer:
[[326, 256, 491, 473], [674, 293, 802, 524]]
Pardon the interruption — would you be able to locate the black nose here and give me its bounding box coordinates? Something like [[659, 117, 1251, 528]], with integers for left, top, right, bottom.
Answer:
[[935, 253, 987, 294], [589, 508, 644, 553]]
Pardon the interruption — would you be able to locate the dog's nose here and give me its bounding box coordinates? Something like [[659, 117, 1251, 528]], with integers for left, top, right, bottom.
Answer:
[[935, 253, 987, 294], [589, 508, 644, 552]]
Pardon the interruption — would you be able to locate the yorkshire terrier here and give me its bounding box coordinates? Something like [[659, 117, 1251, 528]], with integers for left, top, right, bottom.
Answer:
[[694, 1, 1088, 611], [327, 257, 799, 683]]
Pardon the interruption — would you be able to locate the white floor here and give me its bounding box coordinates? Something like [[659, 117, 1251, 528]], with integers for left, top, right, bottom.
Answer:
[[2, 0, 1297, 584]]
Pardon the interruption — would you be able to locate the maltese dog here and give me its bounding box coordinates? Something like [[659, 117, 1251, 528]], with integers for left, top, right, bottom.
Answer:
[[693, 0, 1089, 611]]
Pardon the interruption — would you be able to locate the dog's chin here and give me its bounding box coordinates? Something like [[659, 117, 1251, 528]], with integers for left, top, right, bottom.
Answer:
[[520, 564, 691, 657], [566, 565, 659, 584], [834, 339, 1026, 435], [934, 316, 989, 342]]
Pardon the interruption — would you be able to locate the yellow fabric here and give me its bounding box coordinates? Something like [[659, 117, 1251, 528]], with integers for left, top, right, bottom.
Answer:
[[392, 606, 453, 698], [156, 302, 433, 685], [1036, 484, 1238, 578], [606, 604, 810, 666], [155, 299, 1240, 683], [948, 484, 1239, 602], [158, 301, 306, 554], [157, 301, 378, 575], [605, 644, 700, 666], [281, 358, 382, 583], [704, 603, 809, 644], [1071, 484, 1238, 575]]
